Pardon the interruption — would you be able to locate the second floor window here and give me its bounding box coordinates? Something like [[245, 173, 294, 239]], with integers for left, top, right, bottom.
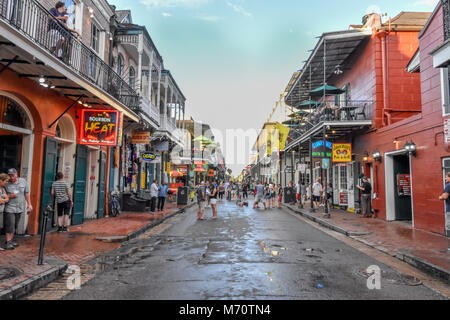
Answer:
[[91, 23, 99, 54], [117, 54, 124, 77], [129, 67, 135, 89]]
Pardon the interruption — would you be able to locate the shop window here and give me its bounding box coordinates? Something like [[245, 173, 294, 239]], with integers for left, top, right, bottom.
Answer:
[[340, 166, 348, 190], [442, 68, 450, 116], [444, 158, 450, 178]]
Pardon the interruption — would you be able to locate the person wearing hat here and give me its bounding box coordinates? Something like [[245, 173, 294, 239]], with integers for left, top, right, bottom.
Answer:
[[3, 169, 31, 250]]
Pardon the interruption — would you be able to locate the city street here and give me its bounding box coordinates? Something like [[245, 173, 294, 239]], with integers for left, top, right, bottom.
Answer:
[[62, 199, 446, 300]]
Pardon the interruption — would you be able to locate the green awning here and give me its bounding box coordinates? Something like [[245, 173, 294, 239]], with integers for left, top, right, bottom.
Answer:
[[309, 85, 345, 97], [295, 100, 320, 110]]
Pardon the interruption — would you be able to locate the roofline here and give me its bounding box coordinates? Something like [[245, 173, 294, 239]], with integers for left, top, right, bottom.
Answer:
[[162, 69, 186, 101], [419, 2, 442, 39], [285, 29, 372, 104]]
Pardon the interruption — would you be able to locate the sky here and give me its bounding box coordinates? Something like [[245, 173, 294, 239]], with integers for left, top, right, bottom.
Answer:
[[109, 0, 439, 176]]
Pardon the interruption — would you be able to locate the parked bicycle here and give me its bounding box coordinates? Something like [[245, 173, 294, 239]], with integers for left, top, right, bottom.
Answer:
[[110, 191, 121, 217]]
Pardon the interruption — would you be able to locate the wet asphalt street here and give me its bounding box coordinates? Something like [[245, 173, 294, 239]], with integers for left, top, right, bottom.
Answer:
[[64, 199, 446, 300]]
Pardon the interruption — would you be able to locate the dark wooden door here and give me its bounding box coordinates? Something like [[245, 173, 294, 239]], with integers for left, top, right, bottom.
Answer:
[[97, 151, 107, 219], [72, 145, 88, 226], [39, 137, 58, 233]]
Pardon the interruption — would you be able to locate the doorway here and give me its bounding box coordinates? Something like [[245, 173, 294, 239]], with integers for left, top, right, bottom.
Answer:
[[385, 151, 413, 224]]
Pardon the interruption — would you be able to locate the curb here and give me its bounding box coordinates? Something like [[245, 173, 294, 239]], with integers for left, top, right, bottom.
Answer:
[[0, 262, 67, 300], [126, 203, 195, 241], [0, 203, 195, 300], [396, 252, 450, 285], [284, 204, 450, 284]]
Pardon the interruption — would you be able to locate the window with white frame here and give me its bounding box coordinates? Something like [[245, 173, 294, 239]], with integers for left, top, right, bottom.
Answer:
[[340, 166, 348, 190], [129, 67, 135, 89], [117, 54, 124, 77], [441, 68, 450, 115], [91, 22, 100, 54], [444, 158, 450, 180]]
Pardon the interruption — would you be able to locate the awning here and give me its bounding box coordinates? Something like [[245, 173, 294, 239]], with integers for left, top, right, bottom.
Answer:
[[430, 38, 450, 68], [310, 85, 345, 97], [285, 29, 371, 107]]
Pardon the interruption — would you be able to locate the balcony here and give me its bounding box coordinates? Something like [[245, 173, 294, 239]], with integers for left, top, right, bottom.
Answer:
[[140, 95, 160, 127], [444, 0, 450, 41], [154, 114, 183, 145], [285, 100, 373, 150], [0, 0, 140, 114]]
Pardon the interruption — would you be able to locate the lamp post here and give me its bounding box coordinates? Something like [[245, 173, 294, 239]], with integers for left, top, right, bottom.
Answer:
[[323, 126, 330, 218]]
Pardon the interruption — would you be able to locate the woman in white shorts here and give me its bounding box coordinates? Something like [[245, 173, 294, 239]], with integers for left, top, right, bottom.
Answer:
[[210, 183, 218, 219]]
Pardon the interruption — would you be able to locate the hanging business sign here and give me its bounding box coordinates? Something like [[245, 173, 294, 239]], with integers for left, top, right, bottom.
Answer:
[[154, 140, 169, 151], [444, 117, 450, 144], [322, 158, 330, 169], [208, 169, 215, 177], [142, 153, 157, 162], [131, 131, 151, 144], [332, 143, 352, 163], [117, 112, 124, 146], [79, 109, 119, 146], [312, 140, 332, 158]]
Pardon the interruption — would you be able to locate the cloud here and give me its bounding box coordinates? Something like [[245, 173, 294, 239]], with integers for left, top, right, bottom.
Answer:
[[140, 0, 210, 8], [196, 15, 222, 22], [411, 0, 439, 7], [162, 12, 172, 17], [227, 1, 252, 17]]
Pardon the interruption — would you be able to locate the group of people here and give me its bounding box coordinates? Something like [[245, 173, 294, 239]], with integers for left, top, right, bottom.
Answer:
[[253, 182, 283, 210], [149, 180, 170, 213]]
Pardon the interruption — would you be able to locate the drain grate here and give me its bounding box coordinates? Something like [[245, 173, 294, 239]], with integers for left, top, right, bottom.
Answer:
[[0, 267, 22, 281]]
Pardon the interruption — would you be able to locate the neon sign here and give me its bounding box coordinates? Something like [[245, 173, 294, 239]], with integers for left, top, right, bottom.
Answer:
[[79, 109, 118, 146]]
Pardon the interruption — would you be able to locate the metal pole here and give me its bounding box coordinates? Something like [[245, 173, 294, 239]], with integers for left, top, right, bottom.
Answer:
[[310, 136, 315, 212], [323, 39, 326, 104], [299, 143, 303, 209], [38, 206, 51, 265], [323, 126, 329, 217]]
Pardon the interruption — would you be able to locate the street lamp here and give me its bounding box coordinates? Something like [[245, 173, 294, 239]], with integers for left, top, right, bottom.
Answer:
[[372, 150, 382, 163], [405, 141, 417, 157]]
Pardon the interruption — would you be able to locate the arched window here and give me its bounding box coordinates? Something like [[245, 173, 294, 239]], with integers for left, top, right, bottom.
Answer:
[[117, 54, 124, 77], [0, 95, 27, 128], [129, 66, 135, 89]]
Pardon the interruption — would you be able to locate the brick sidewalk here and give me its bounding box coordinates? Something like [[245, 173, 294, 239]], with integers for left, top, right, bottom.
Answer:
[[0, 202, 191, 298], [285, 202, 450, 283]]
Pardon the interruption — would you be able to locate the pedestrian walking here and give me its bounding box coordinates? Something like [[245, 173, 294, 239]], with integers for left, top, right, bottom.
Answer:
[[277, 184, 283, 208], [51, 172, 72, 232], [300, 182, 307, 206], [270, 184, 276, 208], [312, 179, 322, 210], [196, 182, 206, 220], [325, 183, 333, 214], [357, 177, 372, 218], [226, 182, 232, 201], [3, 169, 32, 250], [210, 182, 218, 219], [150, 180, 159, 213], [157, 181, 168, 212], [296, 182, 301, 205], [243, 183, 248, 200], [218, 182, 225, 200], [439, 172, 450, 242], [253, 181, 266, 210], [264, 184, 272, 209]]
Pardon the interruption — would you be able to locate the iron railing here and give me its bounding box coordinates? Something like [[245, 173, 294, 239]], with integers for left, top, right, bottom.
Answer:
[[443, 0, 450, 41], [0, 0, 140, 110]]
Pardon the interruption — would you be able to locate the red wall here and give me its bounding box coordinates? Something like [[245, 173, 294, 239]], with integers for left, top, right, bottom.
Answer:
[[354, 6, 448, 234]]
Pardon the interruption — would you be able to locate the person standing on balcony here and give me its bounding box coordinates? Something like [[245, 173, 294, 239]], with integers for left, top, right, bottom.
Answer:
[[48, 2, 80, 59]]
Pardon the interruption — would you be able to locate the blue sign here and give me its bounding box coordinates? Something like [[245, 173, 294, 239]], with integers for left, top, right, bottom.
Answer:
[[142, 153, 156, 162], [322, 158, 330, 169], [312, 140, 332, 158], [312, 140, 333, 150]]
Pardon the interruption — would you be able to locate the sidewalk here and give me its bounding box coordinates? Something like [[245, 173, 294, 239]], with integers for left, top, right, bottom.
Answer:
[[0, 202, 194, 300], [284, 203, 450, 284]]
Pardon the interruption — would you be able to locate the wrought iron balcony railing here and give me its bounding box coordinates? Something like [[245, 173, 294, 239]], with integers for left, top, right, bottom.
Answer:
[[0, 0, 140, 110], [443, 0, 450, 41]]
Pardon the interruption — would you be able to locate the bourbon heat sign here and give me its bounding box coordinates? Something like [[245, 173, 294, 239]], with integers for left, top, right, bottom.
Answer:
[[79, 109, 119, 146]]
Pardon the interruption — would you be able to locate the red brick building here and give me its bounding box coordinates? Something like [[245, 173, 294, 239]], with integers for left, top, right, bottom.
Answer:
[[284, 9, 450, 236]]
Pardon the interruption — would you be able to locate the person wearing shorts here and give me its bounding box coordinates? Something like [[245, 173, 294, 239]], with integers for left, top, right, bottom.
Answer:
[[3, 169, 31, 250], [210, 182, 218, 219], [51, 172, 72, 232], [312, 180, 323, 210]]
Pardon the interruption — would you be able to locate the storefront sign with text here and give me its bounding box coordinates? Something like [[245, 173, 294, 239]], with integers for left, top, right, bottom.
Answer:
[[79, 109, 119, 146], [332, 143, 352, 163], [131, 131, 151, 144]]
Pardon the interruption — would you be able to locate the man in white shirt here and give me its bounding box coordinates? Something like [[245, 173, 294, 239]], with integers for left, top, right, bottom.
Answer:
[[150, 180, 159, 213], [312, 179, 323, 210]]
